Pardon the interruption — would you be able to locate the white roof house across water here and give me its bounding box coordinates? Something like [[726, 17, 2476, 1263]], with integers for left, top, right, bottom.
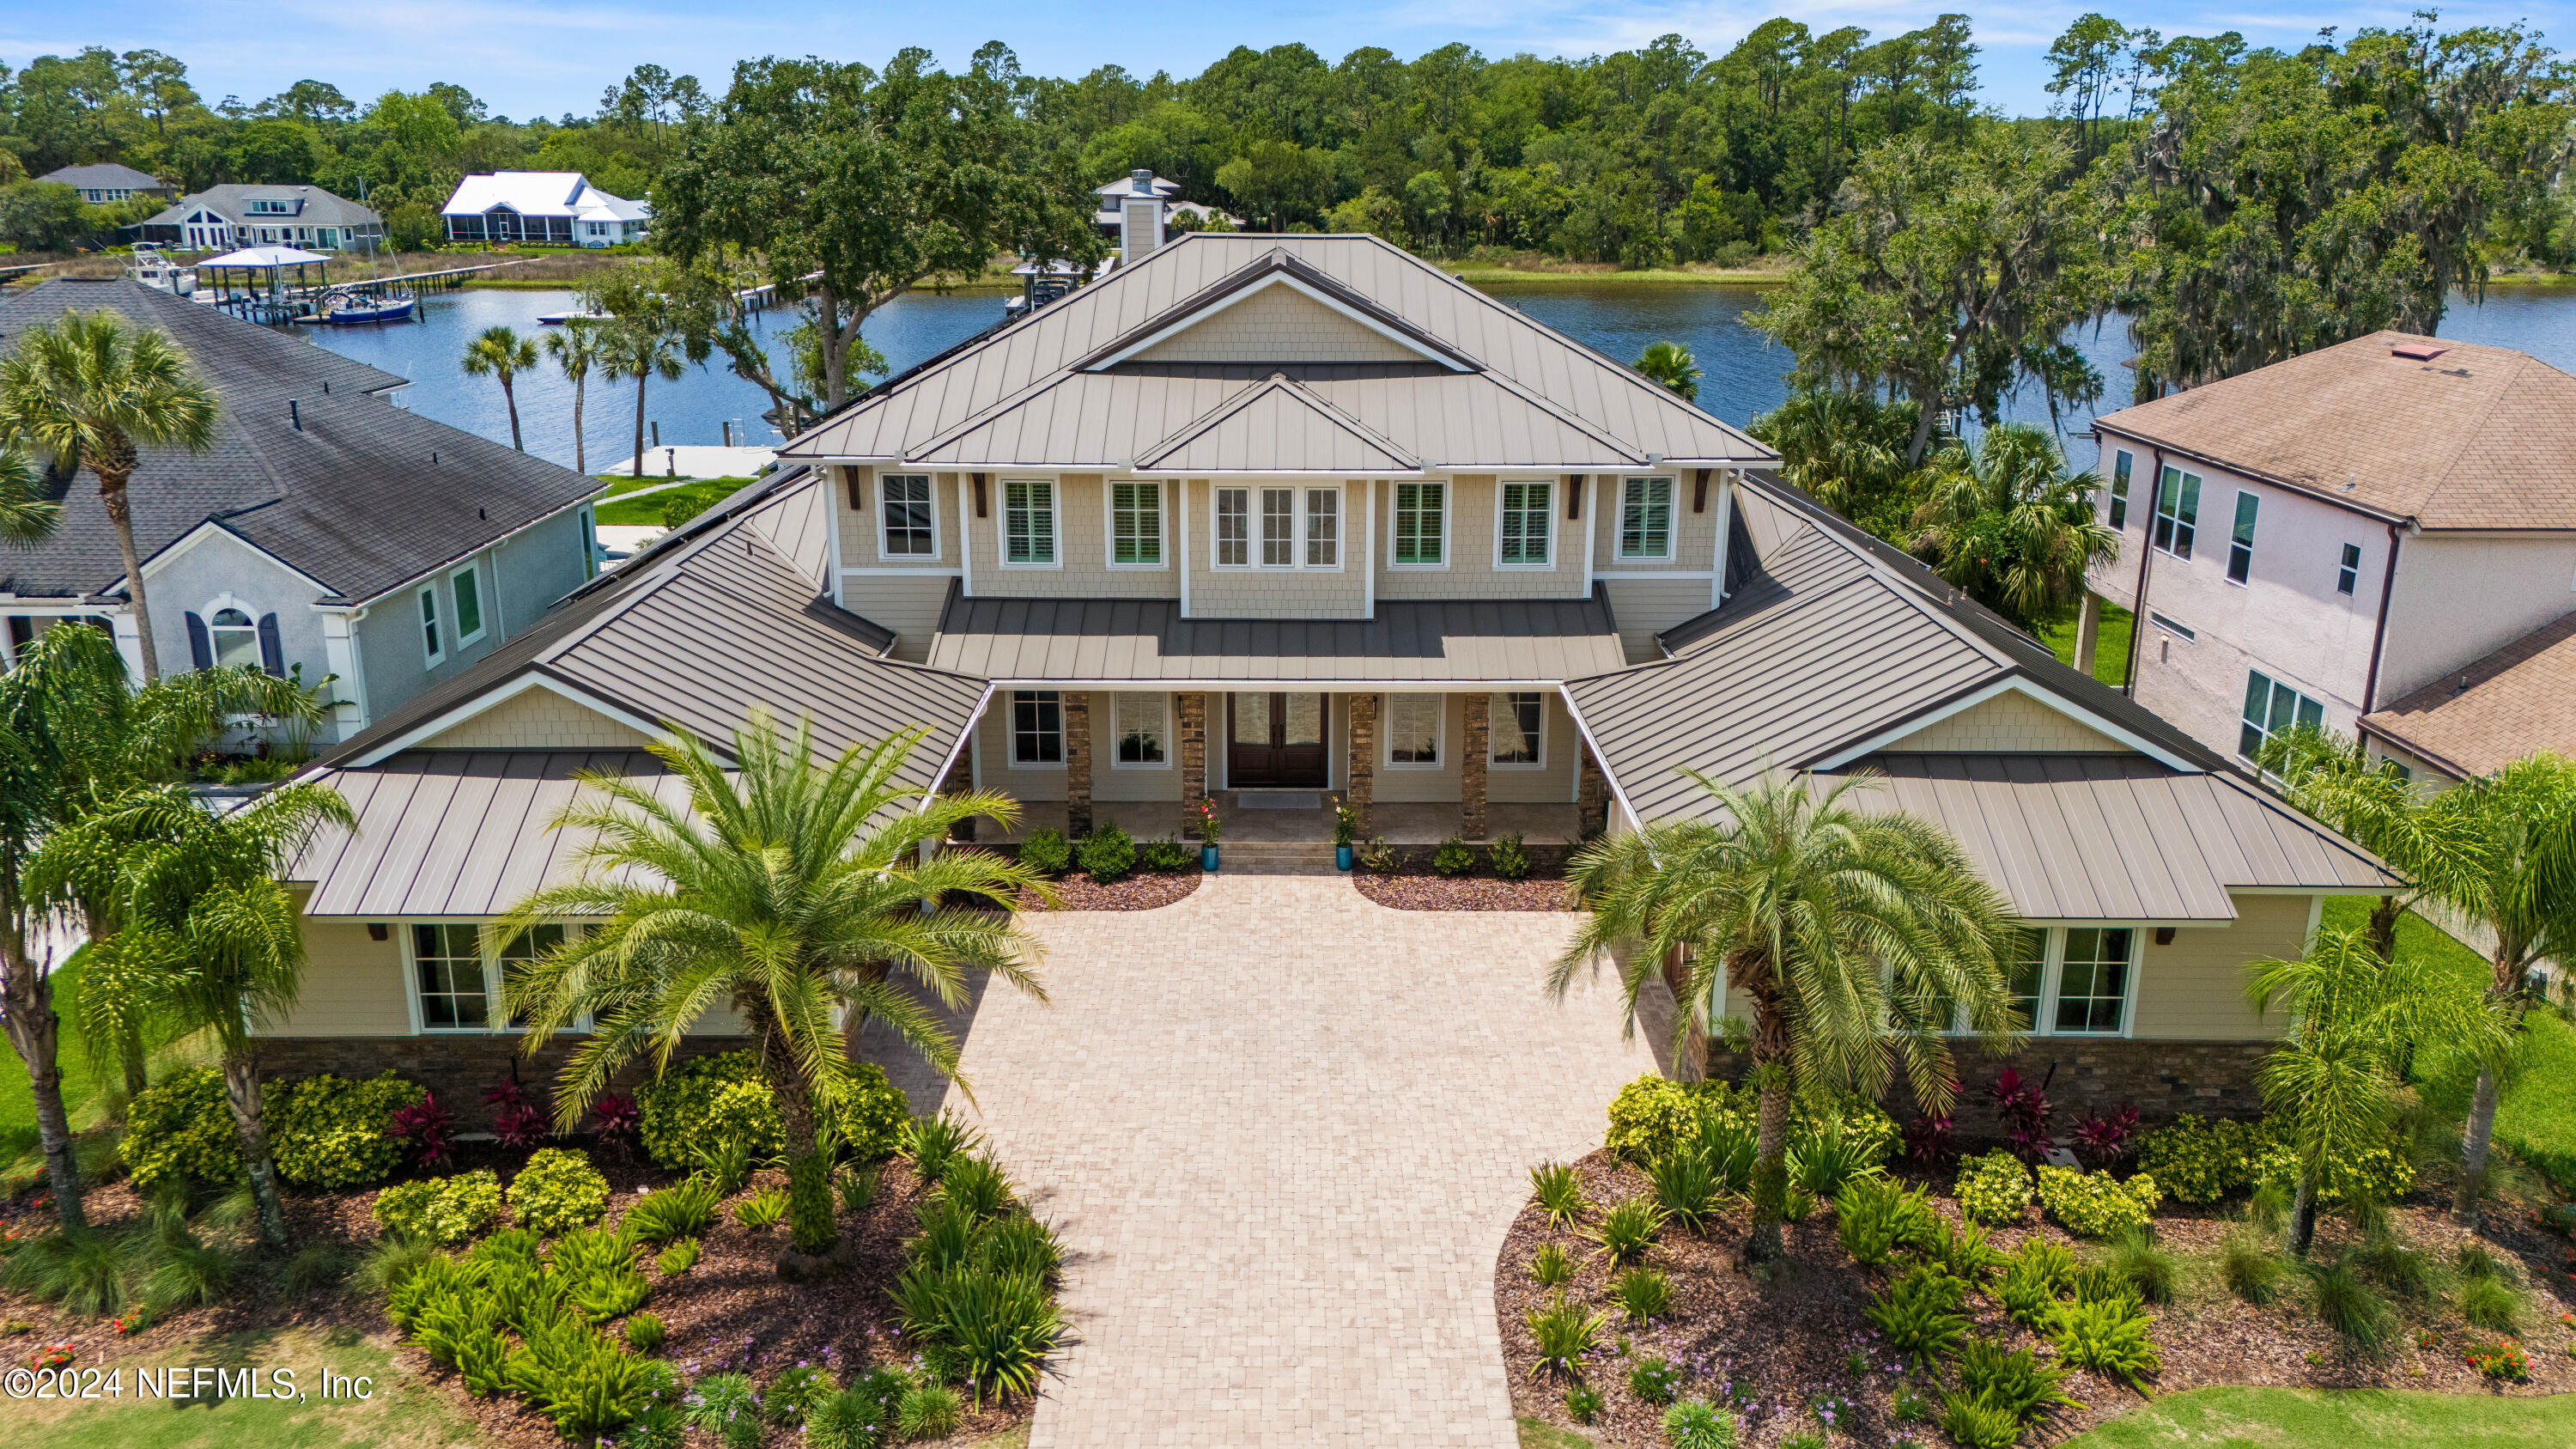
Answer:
[[441, 172, 651, 247]]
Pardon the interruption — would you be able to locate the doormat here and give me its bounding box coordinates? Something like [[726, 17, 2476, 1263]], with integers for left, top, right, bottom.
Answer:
[[1236, 792, 1322, 809]]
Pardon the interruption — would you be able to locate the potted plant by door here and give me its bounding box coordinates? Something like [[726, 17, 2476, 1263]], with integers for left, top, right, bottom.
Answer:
[[1191, 795, 1222, 872], [1330, 795, 1357, 871]]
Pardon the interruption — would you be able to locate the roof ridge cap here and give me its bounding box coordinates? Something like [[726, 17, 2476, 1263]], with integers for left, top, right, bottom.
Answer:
[[1262, 373, 1420, 466]]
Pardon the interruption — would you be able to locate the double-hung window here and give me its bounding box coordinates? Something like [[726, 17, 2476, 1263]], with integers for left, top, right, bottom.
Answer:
[[1109, 481, 1161, 566], [1011, 691, 1064, 765], [1261, 487, 1295, 566], [1498, 479, 1552, 566], [2226, 492, 2259, 584], [1619, 477, 1674, 559], [412, 923, 488, 1030], [1490, 691, 1543, 765], [881, 474, 936, 557], [452, 565, 485, 644], [1951, 926, 2134, 1037], [2336, 543, 2361, 597], [1003, 479, 1056, 565], [1215, 488, 1250, 567], [1112, 692, 1167, 766], [2107, 450, 2132, 530], [209, 608, 260, 670], [2152, 466, 2199, 558], [1393, 482, 1444, 565], [1385, 694, 1441, 766], [1304, 489, 1339, 566], [2239, 670, 2324, 762], [419, 587, 444, 666]]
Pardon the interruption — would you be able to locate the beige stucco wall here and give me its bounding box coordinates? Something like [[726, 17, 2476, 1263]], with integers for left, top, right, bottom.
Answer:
[[2379, 533, 2576, 704], [1375, 475, 1589, 601], [418, 687, 656, 751], [264, 917, 411, 1037], [1133, 285, 1421, 365], [1182, 478, 1366, 618], [2129, 892, 2313, 1040], [1886, 691, 2126, 753]]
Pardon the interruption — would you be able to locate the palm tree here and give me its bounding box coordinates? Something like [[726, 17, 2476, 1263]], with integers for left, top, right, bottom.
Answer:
[[2260, 727, 2488, 964], [1633, 341, 1702, 401], [0, 310, 220, 683], [1749, 387, 1916, 521], [0, 444, 59, 548], [461, 325, 539, 452], [28, 782, 353, 1245], [1908, 423, 2120, 630], [599, 313, 685, 479], [1550, 771, 2026, 1262], [542, 320, 598, 474], [2247, 928, 2506, 1254], [498, 714, 1052, 1263]]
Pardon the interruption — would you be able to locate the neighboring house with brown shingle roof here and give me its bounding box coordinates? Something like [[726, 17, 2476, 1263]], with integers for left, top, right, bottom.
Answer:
[[2079, 330, 2576, 780], [2360, 612, 2576, 784]]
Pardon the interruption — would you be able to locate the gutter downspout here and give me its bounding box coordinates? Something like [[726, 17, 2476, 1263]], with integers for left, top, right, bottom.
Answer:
[[2360, 521, 2406, 714], [2121, 447, 2163, 697]]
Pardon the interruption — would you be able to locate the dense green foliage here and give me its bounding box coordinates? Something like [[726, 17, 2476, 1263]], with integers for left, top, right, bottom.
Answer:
[[634, 1049, 913, 1169], [264, 1071, 424, 1189], [1953, 1149, 2033, 1226], [2032, 1164, 2162, 1239], [374, 1169, 506, 1245], [507, 1148, 612, 1235]]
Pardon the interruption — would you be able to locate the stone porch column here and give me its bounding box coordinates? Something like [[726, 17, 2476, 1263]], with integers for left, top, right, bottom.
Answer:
[[1178, 691, 1208, 833], [1346, 692, 1376, 837], [1064, 691, 1092, 837], [2073, 591, 2103, 678], [1577, 738, 1607, 839], [1461, 691, 1489, 841]]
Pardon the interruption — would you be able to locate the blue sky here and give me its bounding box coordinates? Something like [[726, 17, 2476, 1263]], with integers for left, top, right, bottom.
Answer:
[[4, 2, 2560, 122]]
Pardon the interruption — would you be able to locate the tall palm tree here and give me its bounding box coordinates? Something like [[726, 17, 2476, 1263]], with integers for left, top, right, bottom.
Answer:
[[1748, 387, 1916, 524], [598, 313, 685, 479], [1633, 341, 1703, 401], [461, 325, 540, 452], [542, 320, 599, 474], [0, 309, 220, 684], [1909, 423, 2119, 630], [2247, 928, 2506, 1254], [0, 444, 59, 548], [499, 714, 1052, 1263], [1551, 771, 2025, 1262], [27, 782, 353, 1245]]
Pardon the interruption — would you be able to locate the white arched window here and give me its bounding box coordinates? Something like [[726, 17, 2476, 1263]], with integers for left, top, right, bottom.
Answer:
[[209, 607, 260, 670]]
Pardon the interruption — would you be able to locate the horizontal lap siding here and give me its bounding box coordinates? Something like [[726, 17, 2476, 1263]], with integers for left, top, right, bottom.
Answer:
[[845, 574, 957, 664], [266, 918, 410, 1036], [1601, 578, 1718, 663], [2131, 892, 2312, 1040]]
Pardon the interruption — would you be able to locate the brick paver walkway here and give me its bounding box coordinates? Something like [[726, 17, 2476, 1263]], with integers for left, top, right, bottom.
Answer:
[[929, 874, 1658, 1448]]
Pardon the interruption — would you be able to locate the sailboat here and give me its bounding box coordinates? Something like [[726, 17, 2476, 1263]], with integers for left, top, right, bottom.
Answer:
[[325, 180, 418, 324]]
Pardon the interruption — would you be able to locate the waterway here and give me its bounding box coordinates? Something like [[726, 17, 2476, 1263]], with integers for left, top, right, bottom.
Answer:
[[297, 281, 2576, 472]]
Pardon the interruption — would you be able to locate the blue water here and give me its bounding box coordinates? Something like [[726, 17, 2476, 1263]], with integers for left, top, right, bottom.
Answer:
[[301, 281, 2576, 466]]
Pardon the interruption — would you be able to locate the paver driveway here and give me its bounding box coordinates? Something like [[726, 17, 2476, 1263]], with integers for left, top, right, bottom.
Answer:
[[932, 873, 1660, 1448]]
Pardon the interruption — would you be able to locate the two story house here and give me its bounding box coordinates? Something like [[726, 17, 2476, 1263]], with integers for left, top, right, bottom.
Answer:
[[137, 184, 386, 253], [441, 173, 651, 248], [253, 231, 2391, 1120], [0, 278, 604, 742], [2081, 331, 2576, 782], [39, 162, 175, 206]]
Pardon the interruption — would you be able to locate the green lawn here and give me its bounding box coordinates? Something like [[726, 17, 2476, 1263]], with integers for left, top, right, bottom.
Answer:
[[593, 478, 755, 528], [10, 1327, 479, 1449], [2063, 1386, 2576, 1447], [597, 473, 757, 499], [2038, 598, 2136, 688], [0, 952, 101, 1166]]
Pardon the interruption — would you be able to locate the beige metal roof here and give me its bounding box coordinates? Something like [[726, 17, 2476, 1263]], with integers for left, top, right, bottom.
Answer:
[[1137, 374, 1418, 472], [2360, 611, 2576, 779], [1829, 754, 2396, 920], [784, 236, 1771, 471], [927, 588, 1626, 683], [2094, 331, 2576, 531]]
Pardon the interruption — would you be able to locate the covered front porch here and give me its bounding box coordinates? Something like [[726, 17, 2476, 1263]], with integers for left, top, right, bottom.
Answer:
[[975, 791, 1586, 847]]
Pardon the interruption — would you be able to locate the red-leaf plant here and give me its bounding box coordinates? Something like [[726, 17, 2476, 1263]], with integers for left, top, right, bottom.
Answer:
[[2071, 1103, 2141, 1169], [386, 1093, 457, 1168], [1989, 1068, 2056, 1163]]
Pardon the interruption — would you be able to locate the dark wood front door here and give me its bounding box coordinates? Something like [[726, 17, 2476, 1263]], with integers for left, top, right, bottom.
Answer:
[[1228, 692, 1329, 788]]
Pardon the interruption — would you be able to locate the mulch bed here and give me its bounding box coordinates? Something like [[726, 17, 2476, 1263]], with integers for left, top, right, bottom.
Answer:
[[1, 1147, 1031, 1449], [1497, 1149, 2576, 1447], [1019, 867, 1200, 911], [1353, 868, 1574, 910]]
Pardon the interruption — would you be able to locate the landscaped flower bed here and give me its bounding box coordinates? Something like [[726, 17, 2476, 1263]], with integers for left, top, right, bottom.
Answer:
[[1351, 831, 1574, 910], [988, 826, 1202, 910], [1496, 1075, 2576, 1447]]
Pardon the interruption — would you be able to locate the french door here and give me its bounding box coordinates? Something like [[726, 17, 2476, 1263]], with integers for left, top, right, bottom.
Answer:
[[1227, 692, 1328, 788]]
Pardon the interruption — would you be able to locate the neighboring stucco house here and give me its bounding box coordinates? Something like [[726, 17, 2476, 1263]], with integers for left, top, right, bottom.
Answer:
[[254, 229, 2392, 1119], [39, 161, 175, 205], [441, 173, 650, 247], [2080, 332, 2576, 782], [1094, 171, 1239, 244], [0, 278, 604, 743], [137, 184, 386, 253]]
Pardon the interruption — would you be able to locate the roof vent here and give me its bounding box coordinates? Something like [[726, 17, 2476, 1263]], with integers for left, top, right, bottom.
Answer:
[[2391, 341, 2447, 361]]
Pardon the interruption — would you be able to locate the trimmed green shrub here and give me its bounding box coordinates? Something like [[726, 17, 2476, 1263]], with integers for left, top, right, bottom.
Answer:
[[1955, 1150, 2033, 1226], [2256, 1138, 2416, 1207], [1078, 823, 1138, 884], [374, 1170, 504, 1245], [267, 1072, 426, 1188], [509, 1148, 611, 1235], [1606, 1075, 1719, 1162], [1614, 1265, 1672, 1323], [2034, 1166, 2162, 1239], [1662, 1397, 1740, 1449], [1866, 1263, 1968, 1361], [121, 1068, 240, 1191], [623, 1178, 720, 1245], [2133, 1114, 2269, 1202], [1601, 1074, 1897, 1172], [1018, 828, 1072, 876], [1433, 835, 1476, 876], [1140, 835, 1194, 873], [1486, 833, 1533, 880], [635, 1051, 909, 1168], [2047, 1295, 2161, 1389]]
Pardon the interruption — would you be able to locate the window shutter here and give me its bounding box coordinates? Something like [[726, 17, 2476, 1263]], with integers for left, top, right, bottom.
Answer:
[[258, 613, 284, 676], [185, 612, 212, 670]]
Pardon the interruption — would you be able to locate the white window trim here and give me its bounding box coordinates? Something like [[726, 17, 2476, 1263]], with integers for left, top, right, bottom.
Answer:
[[1942, 923, 2141, 1038], [418, 585, 444, 667], [1108, 691, 1173, 770], [1492, 478, 1556, 570], [1613, 475, 1677, 563], [878, 472, 944, 563], [1382, 692, 1446, 770], [401, 920, 590, 1035], [1211, 482, 1344, 571], [449, 563, 487, 647], [199, 591, 261, 673], [1006, 689, 1068, 770], [999, 477, 1062, 570], [1302, 485, 1345, 571], [1387, 480, 1449, 571], [1488, 691, 1548, 770], [1102, 479, 1170, 571]]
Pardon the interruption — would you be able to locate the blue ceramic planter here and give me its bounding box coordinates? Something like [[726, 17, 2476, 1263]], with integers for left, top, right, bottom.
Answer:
[[1201, 844, 1220, 873], [1335, 844, 1354, 871]]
